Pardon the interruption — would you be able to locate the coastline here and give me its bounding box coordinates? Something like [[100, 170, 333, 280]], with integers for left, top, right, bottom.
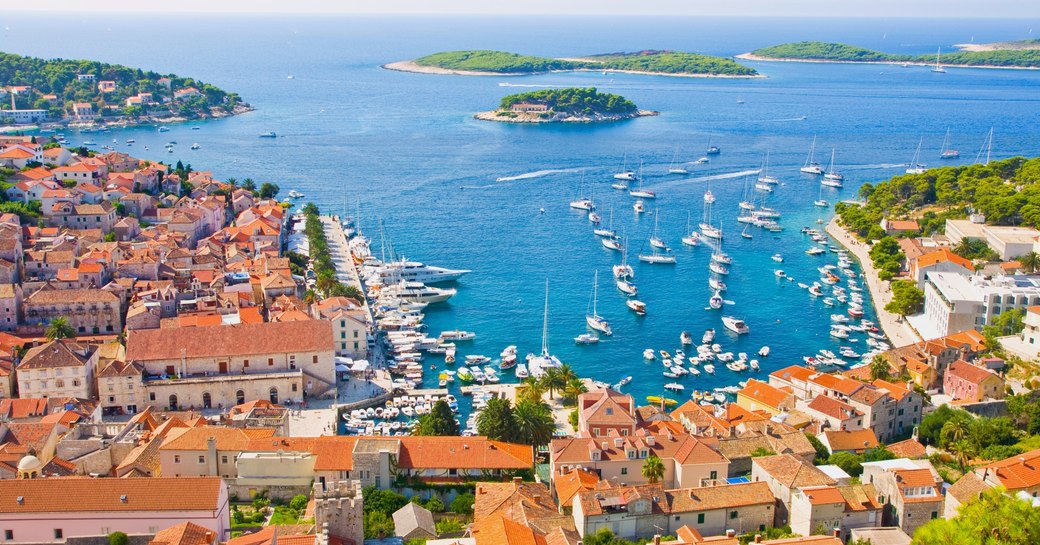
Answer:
[[2, 104, 253, 135], [474, 109, 658, 124], [825, 216, 922, 348], [735, 52, 1040, 71], [383, 60, 764, 79], [954, 42, 1040, 52]]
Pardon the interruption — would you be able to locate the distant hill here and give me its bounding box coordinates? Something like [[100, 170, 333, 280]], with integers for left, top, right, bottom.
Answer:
[[746, 41, 1040, 68], [477, 87, 655, 124], [0, 51, 246, 123], [404, 49, 758, 77]]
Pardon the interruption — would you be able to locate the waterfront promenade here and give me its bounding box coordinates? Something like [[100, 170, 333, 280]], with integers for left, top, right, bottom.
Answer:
[[826, 217, 921, 348]]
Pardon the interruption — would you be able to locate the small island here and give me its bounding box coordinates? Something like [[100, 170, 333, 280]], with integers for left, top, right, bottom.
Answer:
[[475, 87, 656, 124], [739, 41, 1040, 69], [0, 51, 250, 130], [386, 49, 760, 77]]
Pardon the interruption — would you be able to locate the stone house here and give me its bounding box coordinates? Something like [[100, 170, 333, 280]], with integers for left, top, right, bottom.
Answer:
[[861, 458, 943, 536], [16, 340, 98, 400], [788, 484, 883, 541], [751, 454, 837, 527], [0, 284, 22, 331], [47, 201, 117, 233], [942, 360, 1005, 401], [975, 447, 1040, 498], [23, 287, 123, 335], [96, 360, 147, 415]]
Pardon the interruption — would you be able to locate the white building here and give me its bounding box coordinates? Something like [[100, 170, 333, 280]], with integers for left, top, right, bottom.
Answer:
[[16, 340, 99, 400], [0, 110, 48, 124], [945, 218, 1040, 261], [918, 272, 1040, 340]]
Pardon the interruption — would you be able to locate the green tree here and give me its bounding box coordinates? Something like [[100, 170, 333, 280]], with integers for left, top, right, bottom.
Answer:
[[641, 454, 665, 484], [449, 492, 474, 514], [513, 399, 555, 448], [869, 355, 893, 381], [805, 433, 830, 464], [885, 280, 925, 316], [949, 439, 976, 471], [424, 497, 445, 513], [476, 397, 518, 442], [827, 451, 864, 476], [361, 486, 407, 515], [289, 494, 308, 512], [1015, 251, 1040, 273], [562, 377, 588, 406], [242, 178, 256, 191], [918, 405, 969, 446], [864, 444, 895, 463], [258, 182, 280, 199], [363, 511, 394, 539], [516, 377, 545, 404], [912, 487, 1040, 544], [539, 367, 566, 400], [108, 532, 129, 545], [413, 400, 460, 436], [45, 317, 75, 340]]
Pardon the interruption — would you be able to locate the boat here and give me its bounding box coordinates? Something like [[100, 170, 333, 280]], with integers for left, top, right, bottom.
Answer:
[[594, 208, 617, 237], [681, 212, 700, 246], [800, 136, 824, 174], [613, 376, 633, 390], [830, 326, 850, 339], [601, 237, 623, 252], [614, 242, 635, 279], [722, 316, 749, 335], [741, 224, 753, 240], [708, 277, 727, 292], [703, 190, 716, 204], [940, 127, 959, 159], [588, 211, 601, 224], [906, 137, 927, 174], [649, 212, 669, 250], [366, 259, 471, 285], [706, 136, 720, 156], [643, 348, 656, 360], [626, 299, 647, 315], [664, 382, 685, 392], [771, 254, 783, 263], [585, 271, 612, 336], [570, 198, 594, 211], [646, 396, 678, 407], [515, 364, 529, 378], [439, 330, 476, 341], [633, 199, 645, 213], [710, 261, 730, 275], [574, 333, 600, 345], [693, 157, 709, 164], [822, 149, 844, 186], [758, 346, 770, 357], [702, 329, 716, 344], [382, 281, 456, 304], [638, 250, 676, 264], [616, 277, 638, 295], [190, 143, 201, 150], [680, 331, 693, 345], [527, 280, 563, 379], [703, 364, 716, 374], [456, 367, 474, 382], [774, 269, 785, 278], [259, 131, 277, 138], [614, 154, 637, 181], [700, 192, 722, 240], [668, 146, 689, 174], [931, 47, 946, 73], [708, 291, 724, 309]]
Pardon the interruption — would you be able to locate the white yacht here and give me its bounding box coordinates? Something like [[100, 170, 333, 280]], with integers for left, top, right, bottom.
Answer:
[[528, 280, 563, 379], [649, 212, 668, 250], [439, 330, 476, 341], [800, 135, 824, 175], [633, 199, 645, 213], [626, 299, 647, 315], [380, 281, 456, 304], [570, 198, 595, 211], [574, 333, 599, 345], [823, 149, 844, 186], [367, 260, 471, 285], [906, 137, 927, 174], [601, 237, 623, 252], [585, 271, 612, 336], [722, 316, 749, 335], [638, 249, 677, 264], [593, 208, 617, 237]]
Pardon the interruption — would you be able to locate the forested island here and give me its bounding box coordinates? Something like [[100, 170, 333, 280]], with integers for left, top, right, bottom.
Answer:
[[0, 51, 248, 127], [475, 87, 656, 124], [835, 156, 1040, 242], [741, 41, 1040, 69], [386, 49, 759, 77]]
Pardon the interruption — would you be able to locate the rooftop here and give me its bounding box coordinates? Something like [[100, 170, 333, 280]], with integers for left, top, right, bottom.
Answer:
[[0, 477, 223, 512]]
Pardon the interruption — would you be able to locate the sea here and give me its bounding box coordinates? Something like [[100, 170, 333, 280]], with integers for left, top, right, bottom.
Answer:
[[6, 14, 1040, 413]]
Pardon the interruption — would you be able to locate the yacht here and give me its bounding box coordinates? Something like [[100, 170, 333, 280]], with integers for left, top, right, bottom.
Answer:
[[638, 251, 677, 264], [588, 211, 601, 224], [601, 237, 623, 252], [758, 346, 770, 357], [593, 208, 617, 237], [574, 333, 599, 345], [633, 199, 645, 213], [708, 277, 727, 291], [706, 136, 720, 155], [906, 138, 927, 174], [931, 47, 946, 73], [668, 146, 689, 174], [190, 143, 200, 150], [649, 213, 668, 250], [644, 348, 657, 360], [722, 316, 749, 335], [693, 157, 709, 164], [585, 271, 612, 336], [157, 126, 170, 132], [680, 331, 693, 345], [570, 198, 595, 211], [629, 187, 656, 199], [771, 254, 783, 263], [800, 136, 824, 174], [709, 291, 724, 309], [710, 261, 730, 275], [703, 190, 716, 204], [380, 281, 456, 304], [515, 363, 529, 378], [681, 212, 700, 246], [367, 260, 471, 284], [527, 280, 563, 379], [439, 330, 476, 341], [940, 128, 959, 159], [822, 149, 844, 186], [614, 154, 637, 180], [700, 191, 722, 240], [259, 131, 277, 138], [626, 299, 647, 315], [758, 152, 780, 185]]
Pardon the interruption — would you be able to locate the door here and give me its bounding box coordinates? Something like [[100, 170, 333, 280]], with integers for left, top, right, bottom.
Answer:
[[218, 360, 228, 374]]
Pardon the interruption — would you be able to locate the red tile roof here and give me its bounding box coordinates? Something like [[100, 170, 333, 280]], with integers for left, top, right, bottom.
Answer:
[[0, 477, 224, 512]]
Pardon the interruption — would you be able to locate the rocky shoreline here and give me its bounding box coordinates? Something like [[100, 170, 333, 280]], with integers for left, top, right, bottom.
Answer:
[[474, 109, 658, 124]]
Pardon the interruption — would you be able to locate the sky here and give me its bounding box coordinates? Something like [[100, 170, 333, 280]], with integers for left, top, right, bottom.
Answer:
[[7, 0, 1040, 18]]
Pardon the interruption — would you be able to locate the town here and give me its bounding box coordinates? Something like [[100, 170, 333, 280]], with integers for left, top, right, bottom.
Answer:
[[0, 129, 1036, 545]]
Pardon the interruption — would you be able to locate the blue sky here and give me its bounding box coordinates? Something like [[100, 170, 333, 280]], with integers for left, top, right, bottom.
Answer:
[[8, 0, 1040, 17]]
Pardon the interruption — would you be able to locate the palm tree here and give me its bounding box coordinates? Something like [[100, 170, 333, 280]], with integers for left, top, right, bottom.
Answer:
[[869, 355, 892, 381], [641, 454, 665, 484], [942, 419, 969, 445], [562, 378, 587, 406], [540, 368, 566, 400], [558, 364, 578, 383], [1017, 251, 1040, 274], [950, 439, 976, 472], [514, 400, 555, 448], [516, 377, 545, 404], [45, 317, 75, 340]]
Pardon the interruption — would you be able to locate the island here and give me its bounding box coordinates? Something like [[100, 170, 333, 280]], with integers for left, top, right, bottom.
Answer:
[[474, 87, 657, 124], [0, 51, 250, 129], [385, 49, 760, 77], [738, 41, 1040, 69]]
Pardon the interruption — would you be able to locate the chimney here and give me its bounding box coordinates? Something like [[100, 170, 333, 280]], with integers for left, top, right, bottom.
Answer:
[[726, 529, 736, 538], [653, 535, 661, 545], [754, 535, 762, 543], [206, 436, 218, 475], [513, 476, 522, 490]]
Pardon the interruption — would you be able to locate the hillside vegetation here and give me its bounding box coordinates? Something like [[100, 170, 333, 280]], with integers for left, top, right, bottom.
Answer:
[[751, 41, 1040, 68], [498, 87, 637, 116], [0, 51, 242, 120], [835, 156, 1040, 240], [414, 49, 757, 76]]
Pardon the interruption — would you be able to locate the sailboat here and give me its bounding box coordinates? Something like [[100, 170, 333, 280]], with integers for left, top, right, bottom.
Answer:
[[585, 271, 612, 336], [741, 224, 753, 239], [801, 136, 824, 175], [528, 279, 563, 379], [649, 212, 668, 250], [613, 237, 635, 279], [569, 172, 595, 210], [931, 47, 946, 73], [758, 152, 780, 185], [708, 290, 724, 309], [706, 135, 720, 155], [822, 149, 844, 187], [906, 138, 927, 174], [593, 208, 616, 237], [940, 128, 959, 159], [974, 128, 994, 165], [814, 182, 829, 207], [668, 146, 689, 174], [629, 162, 655, 199], [700, 189, 722, 240], [601, 236, 622, 252], [681, 212, 700, 246], [614, 153, 636, 181], [738, 176, 756, 211], [638, 229, 677, 263]]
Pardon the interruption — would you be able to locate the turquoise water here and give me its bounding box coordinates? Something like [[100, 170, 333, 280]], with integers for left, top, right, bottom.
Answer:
[[8, 14, 1040, 407]]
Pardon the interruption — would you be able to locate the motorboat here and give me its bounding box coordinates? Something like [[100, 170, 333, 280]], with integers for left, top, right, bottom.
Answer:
[[774, 269, 786, 278], [381, 281, 456, 304], [465, 355, 491, 365], [570, 198, 595, 211], [758, 346, 770, 357], [588, 211, 601, 224], [664, 382, 685, 392], [515, 364, 529, 378], [633, 199, 645, 213], [627, 299, 647, 315], [643, 348, 656, 360], [191, 143, 201, 150], [366, 259, 471, 285], [702, 329, 716, 344], [771, 254, 783, 263], [709, 291, 724, 309], [680, 331, 693, 345], [439, 330, 476, 341], [722, 316, 749, 335], [693, 157, 709, 164], [703, 364, 716, 374], [574, 333, 600, 345], [259, 131, 277, 138]]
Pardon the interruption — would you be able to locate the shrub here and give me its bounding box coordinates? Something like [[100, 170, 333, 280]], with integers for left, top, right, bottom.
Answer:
[[363, 511, 394, 539], [450, 492, 475, 514], [425, 497, 445, 513], [108, 532, 128, 545], [436, 517, 464, 534]]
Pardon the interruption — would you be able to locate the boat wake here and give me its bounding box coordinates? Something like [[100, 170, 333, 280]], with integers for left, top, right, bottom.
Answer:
[[497, 83, 568, 88], [844, 163, 908, 170], [496, 167, 584, 182], [642, 168, 761, 191], [760, 116, 809, 122]]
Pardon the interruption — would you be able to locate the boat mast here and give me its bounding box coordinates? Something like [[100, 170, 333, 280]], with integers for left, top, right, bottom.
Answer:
[[541, 278, 550, 356]]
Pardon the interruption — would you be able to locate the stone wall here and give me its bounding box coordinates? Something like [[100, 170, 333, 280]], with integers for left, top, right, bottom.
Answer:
[[313, 480, 364, 545]]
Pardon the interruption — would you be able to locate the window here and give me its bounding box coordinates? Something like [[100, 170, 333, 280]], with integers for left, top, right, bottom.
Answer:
[[198, 456, 205, 464], [759, 525, 766, 531], [931, 511, 938, 519], [55, 379, 64, 388], [174, 455, 181, 463], [697, 514, 705, 524], [54, 530, 63, 539], [222, 456, 229, 464], [268, 358, 274, 366], [710, 471, 717, 480], [292, 383, 298, 392], [244, 359, 249, 367], [313, 355, 319, 363], [730, 511, 738, 519], [621, 467, 628, 475], [606, 408, 613, 415]]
